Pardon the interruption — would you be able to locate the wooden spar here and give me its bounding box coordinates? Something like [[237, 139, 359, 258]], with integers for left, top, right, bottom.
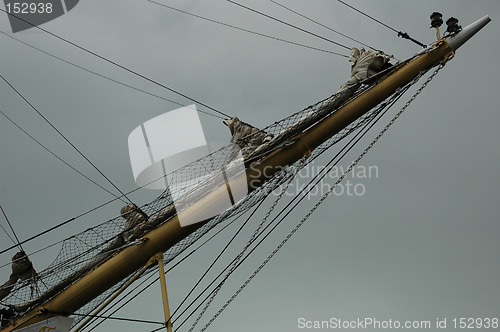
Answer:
[[2, 19, 487, 329]]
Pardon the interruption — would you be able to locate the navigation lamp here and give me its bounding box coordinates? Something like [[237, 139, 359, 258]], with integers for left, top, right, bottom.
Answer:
[[430, 12, 443, 28], [446, 17, 462, 35]]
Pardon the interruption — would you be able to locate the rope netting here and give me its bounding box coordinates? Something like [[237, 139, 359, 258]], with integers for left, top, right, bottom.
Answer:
[[1, 59, 427, 326]]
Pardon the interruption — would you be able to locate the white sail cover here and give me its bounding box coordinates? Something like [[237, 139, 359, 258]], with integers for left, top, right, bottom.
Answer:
[[339, 48, 390, 90]]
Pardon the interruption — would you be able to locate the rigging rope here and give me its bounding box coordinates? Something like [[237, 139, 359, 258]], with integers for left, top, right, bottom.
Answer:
[[171, 198, 267, 320], [82, 199, 272, 331], [0, 109, 129, 204], [0, 204, 21, 250], [187, 84, 414, 331], [0, 56, 423, 327], [0, 133, 198, 256], [84, 202, 266, 331], [0, 203, 23, 252], [0, 32, 224, 120], [188, 157, 307, 331], [87, 61, 417, 331], [268, 0, 377, 51], [238, 85, 413, 270], [165, 60, 415, 330], [0, 221, 17, 248], [336, 0, 426, 48], [200, 63, 446, 331], [174, 81, 411, 332], [102, 157, 309, 332], [0, 34, 406, 258], [172, 93, 392, 330], [0, 73, 134, 205], [147, 0, 346, 57], [82, 209, 257, 332], [0, 8, 230, 120], [46, 311, 164, 326], [226, 0, 351, 51]]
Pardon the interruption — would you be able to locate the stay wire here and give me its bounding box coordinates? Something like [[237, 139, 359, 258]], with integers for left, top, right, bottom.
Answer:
[[86, 200, 261, 332], [47, 310, 164, 326], [199, 109, 400, 332], [174, 71, 417, 330], [164, 110, 382, 330], [147, 0, 345, 57], [171, 182, 288, 327], [0, 8, 231, 119], [89, 200, 266, 332], [226, 0, 351, 51], [166, 195, 294, 329], [88, 202, 262, 332], [0, 203, 24, 252], [269, 0, 377, 50], [201, 67, 441, 331], [0, 220, 17, 248], [83, 211, 248, 332], [233, 85, 412, 274], [172, 148, 347, 331], [0, 32, 223, 121], [27, 67, 414, 332], [173, 164, 306, 331], [169, 86, 404, 330], [188, 158, 305, 332], [0, 73, 134, 205], [171, 197, 267, 320], [0, 138, 206, 257], [82, 272, 159, 332], [228, 80, 415, 281], [0, 109, 128, 204], [336, 0, 426, 48], [194, 123, 375, 331], [0, 61, 404, 257], [222, 78, 409, 272], [149, 326, 169, 332], [0, 61, 405, 257]]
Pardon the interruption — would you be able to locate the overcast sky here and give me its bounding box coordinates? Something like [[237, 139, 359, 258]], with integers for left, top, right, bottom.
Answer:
[[1, 1, 499, 331]]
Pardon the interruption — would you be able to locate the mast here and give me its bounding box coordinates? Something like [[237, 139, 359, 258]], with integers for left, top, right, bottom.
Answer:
[[2, 15, 490, 332]]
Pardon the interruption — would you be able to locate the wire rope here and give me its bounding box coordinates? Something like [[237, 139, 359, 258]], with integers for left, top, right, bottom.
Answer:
[[147, 0, 346, 57], [0, 109, 129, 204], [0, 32, 224, 121], [0, 8, 230, 119], [200, 64, 445, 331], [226, 0, 351, 50], [336, 0, 426, 48], [0, 203, 23, 251], [82, 209, 255, 332], [269, 0, 376, 50], [0, 73, 134, 205]]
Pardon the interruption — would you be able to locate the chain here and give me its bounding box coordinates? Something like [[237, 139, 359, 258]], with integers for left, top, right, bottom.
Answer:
[[199, 63, 446, 332], [188, 157, 308, 332]]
